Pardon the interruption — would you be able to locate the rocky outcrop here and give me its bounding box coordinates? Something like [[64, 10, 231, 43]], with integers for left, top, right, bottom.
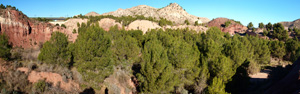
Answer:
[[0, 8, 50, 49], [98, 18, 122, 31], [127, 20, 161, 34], [102, 3, 210, 25], [207, 18, 247, 35], [280, 19, 300, 29], [0, 8, 72, 49], [126, 20, 208, 34], [62, 18, 88, 41]]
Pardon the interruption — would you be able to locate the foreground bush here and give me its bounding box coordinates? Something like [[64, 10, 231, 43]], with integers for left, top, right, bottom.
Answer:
[[38, 32, 71, 67]]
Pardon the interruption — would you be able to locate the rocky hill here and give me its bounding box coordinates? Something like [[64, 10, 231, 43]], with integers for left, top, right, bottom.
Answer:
[[101, 3, 210, 25], [84, 11, 100, 16], [280, 19, 300, 29], [207, 18, 247, 35]]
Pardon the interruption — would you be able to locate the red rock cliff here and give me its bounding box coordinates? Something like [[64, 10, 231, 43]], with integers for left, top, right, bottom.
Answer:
[[0, 8, 69, 49]]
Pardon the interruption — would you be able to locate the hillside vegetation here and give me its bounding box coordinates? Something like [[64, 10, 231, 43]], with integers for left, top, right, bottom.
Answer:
[[32, 20, 300, 93]]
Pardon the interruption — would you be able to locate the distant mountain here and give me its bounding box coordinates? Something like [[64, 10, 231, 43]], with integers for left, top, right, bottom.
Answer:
[[98, 3, 210, 25], [280, 19, 300, 29]]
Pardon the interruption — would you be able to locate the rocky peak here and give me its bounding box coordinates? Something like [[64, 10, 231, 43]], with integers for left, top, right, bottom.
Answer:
[[164, 3, 183, 10]]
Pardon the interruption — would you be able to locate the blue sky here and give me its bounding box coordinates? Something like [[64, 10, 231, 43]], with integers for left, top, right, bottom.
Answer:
[[1, 0, 300, 27]]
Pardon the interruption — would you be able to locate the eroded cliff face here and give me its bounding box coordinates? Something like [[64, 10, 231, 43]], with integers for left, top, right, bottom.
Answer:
[[0, 8, 71, 49]]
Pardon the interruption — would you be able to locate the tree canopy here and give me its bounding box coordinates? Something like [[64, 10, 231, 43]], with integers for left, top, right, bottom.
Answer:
[[38, 32, 71, 67], [247, 22, 253, 29]]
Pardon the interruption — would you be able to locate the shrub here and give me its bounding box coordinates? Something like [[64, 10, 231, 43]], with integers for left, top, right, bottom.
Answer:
[[72, 29, 77, 34], [0, 34, 11, 60], [259, 22, 264, 29], [224, 21, 231, 27], [38, 32, 71, 67], [34, 80, 46, 92], [263, 30, 269, 36], [61, 24, 66, 28], [194, 21, 199, 26], [158, 18, 173, 26], [247, 22, 253, 29], [184, 20, 190, 25]]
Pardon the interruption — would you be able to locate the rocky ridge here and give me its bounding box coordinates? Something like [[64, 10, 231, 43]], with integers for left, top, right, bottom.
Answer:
[[280, 19, 300, 29], [101, 3, 210, 25]]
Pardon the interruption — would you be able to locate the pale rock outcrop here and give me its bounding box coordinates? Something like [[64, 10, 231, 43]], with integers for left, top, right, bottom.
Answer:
[[64, 18, 88, 32], [62, 18, 88, 41], [127, 20, 161, 34], [103, 8, 134, 17], [98, 18, 122, 31], [127, 5, 159, 18]]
